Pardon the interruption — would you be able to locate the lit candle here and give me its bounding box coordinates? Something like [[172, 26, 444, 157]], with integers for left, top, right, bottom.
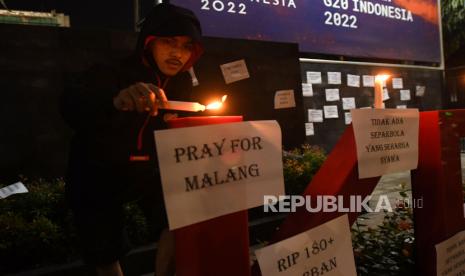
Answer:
[[161, 100, 206, 112], [205, 95, 228, 111], [159, 95, 228, 112], [374, 75, 390, 109]]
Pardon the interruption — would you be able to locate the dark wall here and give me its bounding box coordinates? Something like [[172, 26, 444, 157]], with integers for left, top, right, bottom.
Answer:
[[0, 24, 305, 182], [301, 62, 445, 152], [0, 24, 138, 182], [190, 38, 305, 149]]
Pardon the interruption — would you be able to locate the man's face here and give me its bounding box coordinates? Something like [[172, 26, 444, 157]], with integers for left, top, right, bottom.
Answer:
[[151, 36, 193, 76]]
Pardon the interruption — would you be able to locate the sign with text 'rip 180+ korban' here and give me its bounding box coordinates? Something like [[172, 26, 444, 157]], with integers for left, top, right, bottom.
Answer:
[[154, 121, 284, 230], [171, 0, 441, 63], [255, 215, 357, 276]]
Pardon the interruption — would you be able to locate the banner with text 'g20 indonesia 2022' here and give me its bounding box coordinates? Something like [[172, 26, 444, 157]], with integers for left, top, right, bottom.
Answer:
[[171, 0, 441, 63]]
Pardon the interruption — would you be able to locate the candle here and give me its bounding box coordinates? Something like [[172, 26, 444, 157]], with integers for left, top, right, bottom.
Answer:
[[374, 75, 390, 109], [159, 95, 228, 112], [161, 100, 206, 112]]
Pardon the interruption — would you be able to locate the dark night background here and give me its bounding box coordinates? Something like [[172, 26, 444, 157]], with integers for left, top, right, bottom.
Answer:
[[2, 0, 157, 30]]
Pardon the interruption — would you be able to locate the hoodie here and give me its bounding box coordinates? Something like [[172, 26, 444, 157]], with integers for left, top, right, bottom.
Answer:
[[61, 3, 204, 190]]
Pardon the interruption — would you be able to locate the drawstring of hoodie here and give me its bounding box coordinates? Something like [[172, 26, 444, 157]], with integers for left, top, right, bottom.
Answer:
[[136, 75, 169, 152]]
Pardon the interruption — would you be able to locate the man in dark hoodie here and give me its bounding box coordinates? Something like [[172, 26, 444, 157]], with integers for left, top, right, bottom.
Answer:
[[61, 3, 203, 276]]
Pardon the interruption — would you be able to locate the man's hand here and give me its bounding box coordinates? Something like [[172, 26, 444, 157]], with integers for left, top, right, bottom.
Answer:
[[113, 82, 168, 116]]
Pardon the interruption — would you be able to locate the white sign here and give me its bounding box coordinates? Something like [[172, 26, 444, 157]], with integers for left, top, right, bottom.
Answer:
[[327, 72, 341, 84], [308, 109, 324, 123], [396, 105, 407, 109], [274, 90, 296, 109], [362, 75, 375, 87], [392, 78, 404, 89], [220, 59, 250, 84], [305, 123, 314, 136], [324, 105, 339, 119], [345, 112, 353, 125], [0, 182, 28, 199], [255, 215, 357, 276], [307, 71, 322, 84], [351, 109, 419, 179], [436, 230, 465, 276], [347, 74, 360, 87], [154, 121, 285, 230], [400, 89, 411, 101], [342, 97, 356, 110], [416, 85, 426, 97], [302, 83, 313, 97], [325, 89, 340, 102]]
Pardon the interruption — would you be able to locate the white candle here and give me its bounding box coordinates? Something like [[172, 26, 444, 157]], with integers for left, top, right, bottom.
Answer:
[[374, 75, 390, 109], [161, 101, 206, 112]]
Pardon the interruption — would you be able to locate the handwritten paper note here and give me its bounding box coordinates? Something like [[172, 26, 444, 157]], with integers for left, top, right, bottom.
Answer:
[[325, 89, 340, 102], [345, 112, 353, 125], [351, 109, 419, 178], [305, 123, 314, 136], [416, 85, 426, 97], [324, 105, 339, 119], [363, 75, 375, 87], [302, 83, 313, 97], [327, 72, 342, 84], [308, 109, 324, 123], [392, 78, 403, 89], [255, 215, 357, 276], [400, 89, 411, 101], [155, 121, 284, 229], [307, 72, 322, 84], [0, 182, 28, 199], [220, 59, 250, 84], [342, 97, 356, 110], [347, 74, 360, 87], [436, 229, 465, 276], [274, 90, 296, 109]]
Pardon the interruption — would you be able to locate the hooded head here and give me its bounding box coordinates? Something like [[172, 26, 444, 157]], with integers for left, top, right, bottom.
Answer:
[[136, 3, 204, 76]]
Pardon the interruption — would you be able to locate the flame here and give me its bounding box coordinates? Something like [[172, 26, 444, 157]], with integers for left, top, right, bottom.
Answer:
[[206, 95, 228, 110], [375, 74, 390, 83]]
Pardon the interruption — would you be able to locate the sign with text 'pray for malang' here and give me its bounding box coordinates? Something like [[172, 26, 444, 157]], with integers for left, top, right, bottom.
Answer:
[[154, 121, 284, 230]]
